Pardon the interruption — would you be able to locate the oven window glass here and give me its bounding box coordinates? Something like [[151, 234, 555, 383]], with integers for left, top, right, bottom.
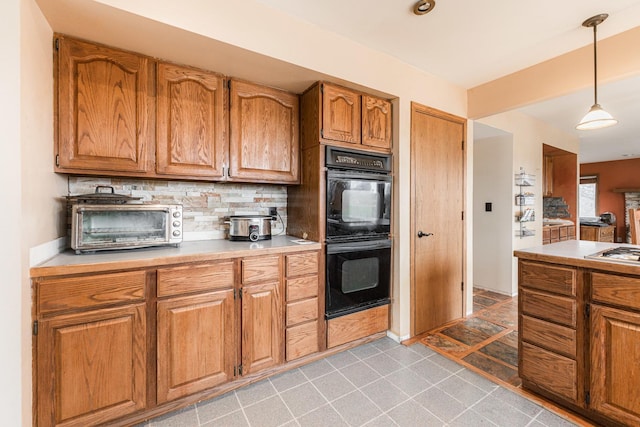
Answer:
[[342, 188, 381, 222], [81, 210, 168, 243], [326, 174, 391, 241], [342, 258, 379, 293], [326, 240, 391, 318]]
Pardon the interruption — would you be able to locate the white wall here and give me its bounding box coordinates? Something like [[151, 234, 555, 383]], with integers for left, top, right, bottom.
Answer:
[[477, 110, 579, 294], [473, 133, 515, 295], [2, 0, 23, 424]]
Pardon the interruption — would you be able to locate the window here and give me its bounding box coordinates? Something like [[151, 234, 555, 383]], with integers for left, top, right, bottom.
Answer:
[[579, 175, 598, 218]]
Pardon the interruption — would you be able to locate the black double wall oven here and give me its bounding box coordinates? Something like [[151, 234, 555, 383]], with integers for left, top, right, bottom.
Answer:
[[325, 146, 392, 319]]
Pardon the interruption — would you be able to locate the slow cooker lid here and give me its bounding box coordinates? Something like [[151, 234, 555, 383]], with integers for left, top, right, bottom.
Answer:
[[228, 215, 272, 219]]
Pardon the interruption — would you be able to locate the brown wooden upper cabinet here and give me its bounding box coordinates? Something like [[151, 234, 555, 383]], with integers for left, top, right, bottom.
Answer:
[[54, 35, 300, 184], [229, 80, 300, 183], [156, 62, 227, 179], [55, 35, 154, 175], [316, 82, 392, 151]]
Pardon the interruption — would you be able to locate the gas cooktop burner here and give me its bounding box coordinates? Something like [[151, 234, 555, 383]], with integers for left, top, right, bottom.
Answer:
[[587, 247, 640, 264]]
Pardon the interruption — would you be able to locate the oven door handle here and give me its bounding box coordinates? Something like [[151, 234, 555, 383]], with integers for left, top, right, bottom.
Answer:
[[326, 239, 391, 254], [327, 170, 392, 182]]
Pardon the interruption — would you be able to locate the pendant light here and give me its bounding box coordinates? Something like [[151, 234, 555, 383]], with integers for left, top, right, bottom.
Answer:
[[576, 13, 618, 130]]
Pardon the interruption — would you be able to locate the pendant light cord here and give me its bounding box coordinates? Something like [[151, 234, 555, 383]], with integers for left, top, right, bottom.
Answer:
[[592, 23, 598, 106]]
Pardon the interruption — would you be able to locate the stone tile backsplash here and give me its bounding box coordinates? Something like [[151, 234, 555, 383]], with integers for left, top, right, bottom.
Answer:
[[68, 177, 288, 241]]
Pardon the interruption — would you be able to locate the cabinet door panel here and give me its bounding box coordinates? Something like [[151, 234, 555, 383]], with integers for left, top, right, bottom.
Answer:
[[229, 80, 299, 183], [157, 290, 235, 403], [242, 282, 283, 374], [56, 36, 153, 174], [37, 304, 146, 427], [591, 304, 640, 425], [321, 84, 361, 144], [362, 95, 392, 149], [156, 63, 227, 178]]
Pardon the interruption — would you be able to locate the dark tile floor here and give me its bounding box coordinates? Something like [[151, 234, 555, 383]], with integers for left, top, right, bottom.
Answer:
[[140, 336, 581, 426], [420, 288, 521, 387]]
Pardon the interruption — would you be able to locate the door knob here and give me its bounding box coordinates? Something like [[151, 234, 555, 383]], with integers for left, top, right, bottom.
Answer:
[[417, 231, 433, 238]]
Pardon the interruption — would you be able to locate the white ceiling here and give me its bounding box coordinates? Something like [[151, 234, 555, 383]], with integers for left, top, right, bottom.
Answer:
[[256, 0, 640, 163]]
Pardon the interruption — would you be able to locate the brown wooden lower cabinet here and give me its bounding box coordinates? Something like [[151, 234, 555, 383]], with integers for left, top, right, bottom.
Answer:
[[32, 248, 333, 427], [36, 304, 147, 427], [580, 225, 615, 242], [156, 289, 235, 403], [518, 259, 640, 426]]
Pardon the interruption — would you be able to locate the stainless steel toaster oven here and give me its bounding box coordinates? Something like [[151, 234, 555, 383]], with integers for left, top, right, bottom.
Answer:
[[70, 204, 183, 254]]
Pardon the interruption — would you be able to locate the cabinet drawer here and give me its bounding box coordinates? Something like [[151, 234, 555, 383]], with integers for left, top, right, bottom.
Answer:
[[599, 226, 614, 241], [521, 288, 576, 327], [286, 297, 318, 326], [591, 272, 640, 311], [521, 342, 577, 403], [520, 261, 576, 296], [521, 315, 576, 359], [241, 256, 280, 284], [286, 252, 318, 277], [286, 275, 318, 301], [157, 261, 234, 297], [286, 321, 319, 361], [37, 270, 146, 315]]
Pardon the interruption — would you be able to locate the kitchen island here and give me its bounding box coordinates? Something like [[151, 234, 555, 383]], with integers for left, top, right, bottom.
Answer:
[[514, 240, 640, 426]]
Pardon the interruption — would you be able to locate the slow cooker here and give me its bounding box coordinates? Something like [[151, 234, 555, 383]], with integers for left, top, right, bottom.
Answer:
[[226, 215, 272, 242]]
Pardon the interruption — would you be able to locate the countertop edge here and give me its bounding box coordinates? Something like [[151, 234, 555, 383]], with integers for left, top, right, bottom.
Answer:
[[30, 237, 322, 278], [514, 240, 640, 275]]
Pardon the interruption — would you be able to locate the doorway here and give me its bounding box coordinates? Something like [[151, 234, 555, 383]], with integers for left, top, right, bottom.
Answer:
[[410, 102, 466, 336]]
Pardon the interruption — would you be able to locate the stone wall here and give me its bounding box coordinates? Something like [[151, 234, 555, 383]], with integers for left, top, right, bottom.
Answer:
[[624, 192, 640, 243], [68, 177, 288, 241]]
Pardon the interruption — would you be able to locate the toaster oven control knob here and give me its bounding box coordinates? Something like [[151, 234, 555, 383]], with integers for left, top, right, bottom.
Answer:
[[173, 221, 181, 227], [173, 211, 181, 218], [249, 232, 259, 242], [172, 230, 181, 237]]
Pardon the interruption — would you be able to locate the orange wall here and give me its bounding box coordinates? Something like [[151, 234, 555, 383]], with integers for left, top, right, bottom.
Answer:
[[580, 158, 640, 242]]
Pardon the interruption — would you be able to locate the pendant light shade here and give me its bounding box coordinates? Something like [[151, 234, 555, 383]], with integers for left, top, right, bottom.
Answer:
[[576, 14, 618, 131], [576, 104, 617, 130]]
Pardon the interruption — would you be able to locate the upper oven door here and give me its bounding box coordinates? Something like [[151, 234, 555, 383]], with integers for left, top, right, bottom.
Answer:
[[326, 170, 392, 242]]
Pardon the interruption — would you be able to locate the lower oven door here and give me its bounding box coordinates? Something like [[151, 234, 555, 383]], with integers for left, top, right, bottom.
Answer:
[[326, 239, 391, 319]]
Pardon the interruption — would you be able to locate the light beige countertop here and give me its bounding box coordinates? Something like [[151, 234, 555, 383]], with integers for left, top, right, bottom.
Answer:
[[514, 240, 640, 275], [31, 236, 321, 278]]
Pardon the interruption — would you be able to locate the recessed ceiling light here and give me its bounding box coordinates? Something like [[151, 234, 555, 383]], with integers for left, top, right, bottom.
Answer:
[[414, 0, 435, 15]]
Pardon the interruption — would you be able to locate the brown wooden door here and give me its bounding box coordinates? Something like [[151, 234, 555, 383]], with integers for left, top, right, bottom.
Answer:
[[362, 95, 392, 150], [590, 304, 640, 425], [411, 103, 465, 336], [36, 304, 146, 427], [157, 289, 235, 403], [229, 80, 299, 183], [321, 83, 361, 144], [241, 282, 283, 375], [156, 62, 227, 179], [56, 36, 153, 175]]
